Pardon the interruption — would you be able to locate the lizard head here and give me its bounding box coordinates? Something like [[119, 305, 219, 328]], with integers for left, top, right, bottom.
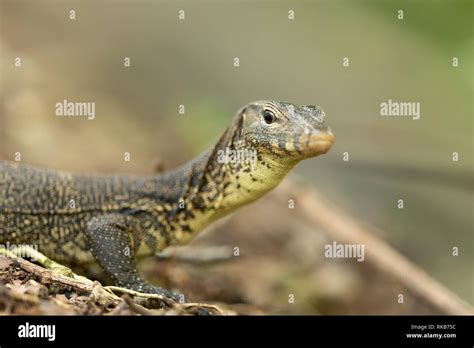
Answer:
[[191, 100, 335, 218], [237, 100, 334, 167]]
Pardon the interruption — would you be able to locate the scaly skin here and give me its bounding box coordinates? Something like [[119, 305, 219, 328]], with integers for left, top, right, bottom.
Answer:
[[0, 100, 334, 300]]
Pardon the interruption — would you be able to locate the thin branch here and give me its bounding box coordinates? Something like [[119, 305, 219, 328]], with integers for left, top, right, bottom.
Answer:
[[281, 180, 473, 315], [0, 251, 94, 294], [155, 245, 234, 264]]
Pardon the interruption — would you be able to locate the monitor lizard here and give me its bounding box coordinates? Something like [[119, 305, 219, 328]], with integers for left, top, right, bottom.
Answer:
[[0, 100, 334, 301]]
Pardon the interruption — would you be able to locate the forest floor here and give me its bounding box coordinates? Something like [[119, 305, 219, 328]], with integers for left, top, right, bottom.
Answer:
[[0, 180, 471, 315]]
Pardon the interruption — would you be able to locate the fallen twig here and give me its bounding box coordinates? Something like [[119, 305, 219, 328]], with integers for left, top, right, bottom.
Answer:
[[105, 286, 229, 315], [155, 245, 235, 264]]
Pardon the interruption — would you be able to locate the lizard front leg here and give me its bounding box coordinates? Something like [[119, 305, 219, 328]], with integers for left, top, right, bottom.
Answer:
[[85, 214, 184, 302]]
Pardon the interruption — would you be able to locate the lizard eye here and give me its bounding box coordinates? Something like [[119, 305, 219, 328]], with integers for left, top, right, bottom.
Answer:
[[263, 110, 275, 124]]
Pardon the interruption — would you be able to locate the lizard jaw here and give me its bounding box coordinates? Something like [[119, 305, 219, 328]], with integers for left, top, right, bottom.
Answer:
[[304, 128, 335, 157]]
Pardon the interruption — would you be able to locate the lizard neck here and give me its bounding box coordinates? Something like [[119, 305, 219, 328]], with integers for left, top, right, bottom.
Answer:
[[157, 120, 296, 244]]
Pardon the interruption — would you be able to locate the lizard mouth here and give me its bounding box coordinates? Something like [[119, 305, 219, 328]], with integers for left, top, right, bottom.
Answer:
[[303, 129, 335, 157]]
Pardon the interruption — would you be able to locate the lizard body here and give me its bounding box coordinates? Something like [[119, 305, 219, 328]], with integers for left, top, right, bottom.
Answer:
[[0, 101, 334, 299]]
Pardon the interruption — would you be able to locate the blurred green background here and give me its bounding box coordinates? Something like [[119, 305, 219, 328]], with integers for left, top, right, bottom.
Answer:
[[1, 0, 472, 306]]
